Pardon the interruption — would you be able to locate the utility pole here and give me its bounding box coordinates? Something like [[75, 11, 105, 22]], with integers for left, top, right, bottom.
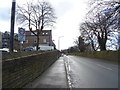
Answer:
[[10, 0, 16, 52]]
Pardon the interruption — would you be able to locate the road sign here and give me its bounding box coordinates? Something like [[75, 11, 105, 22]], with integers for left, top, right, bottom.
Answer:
[[18, 28, 26, 41]]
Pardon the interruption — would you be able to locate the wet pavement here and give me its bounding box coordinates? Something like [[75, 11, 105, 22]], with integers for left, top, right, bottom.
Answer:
[[25, 56, 68, 88]]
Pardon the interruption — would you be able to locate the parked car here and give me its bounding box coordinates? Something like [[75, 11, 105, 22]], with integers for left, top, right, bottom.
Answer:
[[24, 47, 34, 51], [0, 48, 9, 53], [13, 49, 18, 52], [38, 46, 54, 51], [0, 48, 17, 53]]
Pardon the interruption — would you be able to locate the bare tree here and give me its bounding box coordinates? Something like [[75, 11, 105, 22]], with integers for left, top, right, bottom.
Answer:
[[79, 0, 120, 51], [16, 0, 56, 50], [80, 22, 99, 51], [106, 33, 119, 50]]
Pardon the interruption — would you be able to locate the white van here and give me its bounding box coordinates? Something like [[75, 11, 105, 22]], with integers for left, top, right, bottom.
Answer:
[[38, 46, 54, 51]]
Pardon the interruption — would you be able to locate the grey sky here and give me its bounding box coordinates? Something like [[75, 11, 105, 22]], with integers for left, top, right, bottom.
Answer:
[[0, 0, 89, 50], [0, 7, 10, 21]]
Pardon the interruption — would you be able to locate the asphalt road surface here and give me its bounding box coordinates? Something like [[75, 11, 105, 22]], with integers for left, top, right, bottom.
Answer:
[[64, 55, 118, 88]]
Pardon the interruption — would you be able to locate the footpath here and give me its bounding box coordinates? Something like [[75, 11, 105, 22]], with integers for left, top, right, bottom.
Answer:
[[24, 56, 68, 88]]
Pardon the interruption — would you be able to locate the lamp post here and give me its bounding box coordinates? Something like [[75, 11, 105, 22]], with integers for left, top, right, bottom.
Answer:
[[10, 0, 16, 52], [58, 36, 64, 50]]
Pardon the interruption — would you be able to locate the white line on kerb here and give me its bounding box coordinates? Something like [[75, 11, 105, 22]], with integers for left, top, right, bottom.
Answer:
[[64, 56, 72, 89], [96, 64, 113, 71]]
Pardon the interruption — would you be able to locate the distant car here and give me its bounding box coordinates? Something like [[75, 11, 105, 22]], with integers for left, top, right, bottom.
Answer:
[[24, 47, 33, 51], [38, 46, 54, 51], [13, 49, 18, 53], [0, 48, 17, 53], [0, 49, 9, 53]]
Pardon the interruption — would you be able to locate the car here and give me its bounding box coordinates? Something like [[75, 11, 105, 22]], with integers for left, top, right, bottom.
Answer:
[[24, 47, 34, 51], [0, 48, 17, 53], [0, 48, 9, 53], [13, 49, 18, 53], [38, 46, 54, 51]]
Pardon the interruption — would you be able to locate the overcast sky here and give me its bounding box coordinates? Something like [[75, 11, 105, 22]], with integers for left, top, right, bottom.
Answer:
[[0, 0, 89, 50]]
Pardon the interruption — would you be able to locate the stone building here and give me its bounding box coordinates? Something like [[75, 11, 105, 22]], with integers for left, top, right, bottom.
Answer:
[[2, 31, 20, 50], [2, 31, 10, 48], [23, 30, 55, 49], [1, 30, 56, 51]]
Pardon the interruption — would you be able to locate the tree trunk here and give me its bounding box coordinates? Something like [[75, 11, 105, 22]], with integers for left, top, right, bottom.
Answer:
[[36, 29, 39, 51], [98, 36, 107, 51], [91, 40, 96, 51], [100, 42, 106, 51], [36, 36, 39, 51]]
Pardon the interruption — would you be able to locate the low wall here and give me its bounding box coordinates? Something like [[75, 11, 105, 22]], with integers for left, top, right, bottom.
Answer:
[[2, 50, 61, 88]]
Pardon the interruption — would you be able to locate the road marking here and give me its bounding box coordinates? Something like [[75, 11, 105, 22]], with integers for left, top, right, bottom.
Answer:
[[64, 56, 72, 89], [96, 64, 113, 71]]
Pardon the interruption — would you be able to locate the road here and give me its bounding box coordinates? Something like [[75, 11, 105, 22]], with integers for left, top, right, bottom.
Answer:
[[25, 55, 118, 88], [64, 55, 118, 88]]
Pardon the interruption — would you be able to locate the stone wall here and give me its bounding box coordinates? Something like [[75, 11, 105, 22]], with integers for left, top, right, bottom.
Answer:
[[2, 50, 61, 88]]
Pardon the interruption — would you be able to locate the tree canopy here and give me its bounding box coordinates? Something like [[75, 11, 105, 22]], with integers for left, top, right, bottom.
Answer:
[[16, 0, 56, 50], [79, 0, 120, 51]]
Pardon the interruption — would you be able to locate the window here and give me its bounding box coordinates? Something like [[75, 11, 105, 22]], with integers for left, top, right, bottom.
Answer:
[[4, 42, 8, 45], [46, 33, 48, 35], [43, 39, 46, 43], [42, 33, 45, 35], [3, 39, 7, 41]]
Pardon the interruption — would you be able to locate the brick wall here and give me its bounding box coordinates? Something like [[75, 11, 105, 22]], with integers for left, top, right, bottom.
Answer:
[[2, 50, 61, 88]]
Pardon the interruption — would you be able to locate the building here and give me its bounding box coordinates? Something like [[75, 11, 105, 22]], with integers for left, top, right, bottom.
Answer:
[[1, 30, 55, 51], [2, 31, 10, 48], [23, 30, 55, 50], [2, 31, 20, 50]]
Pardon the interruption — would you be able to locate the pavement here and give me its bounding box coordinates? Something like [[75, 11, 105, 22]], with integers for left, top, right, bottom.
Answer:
[[25, 56, 68, 88]]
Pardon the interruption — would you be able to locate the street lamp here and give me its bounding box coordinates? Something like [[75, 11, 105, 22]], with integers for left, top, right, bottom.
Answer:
[[58, 36, 64, 50]]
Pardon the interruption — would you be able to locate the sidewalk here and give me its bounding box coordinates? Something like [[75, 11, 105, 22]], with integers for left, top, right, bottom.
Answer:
[[24, 57, 68, 88]]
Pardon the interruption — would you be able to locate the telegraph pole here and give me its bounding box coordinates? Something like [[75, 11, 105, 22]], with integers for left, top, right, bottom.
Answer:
[[10, 0, 16, 52]]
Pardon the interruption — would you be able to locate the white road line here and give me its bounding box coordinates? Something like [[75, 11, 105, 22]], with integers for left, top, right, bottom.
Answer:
[[64, 56, 72, 89], [96, 64, 113, 71]]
